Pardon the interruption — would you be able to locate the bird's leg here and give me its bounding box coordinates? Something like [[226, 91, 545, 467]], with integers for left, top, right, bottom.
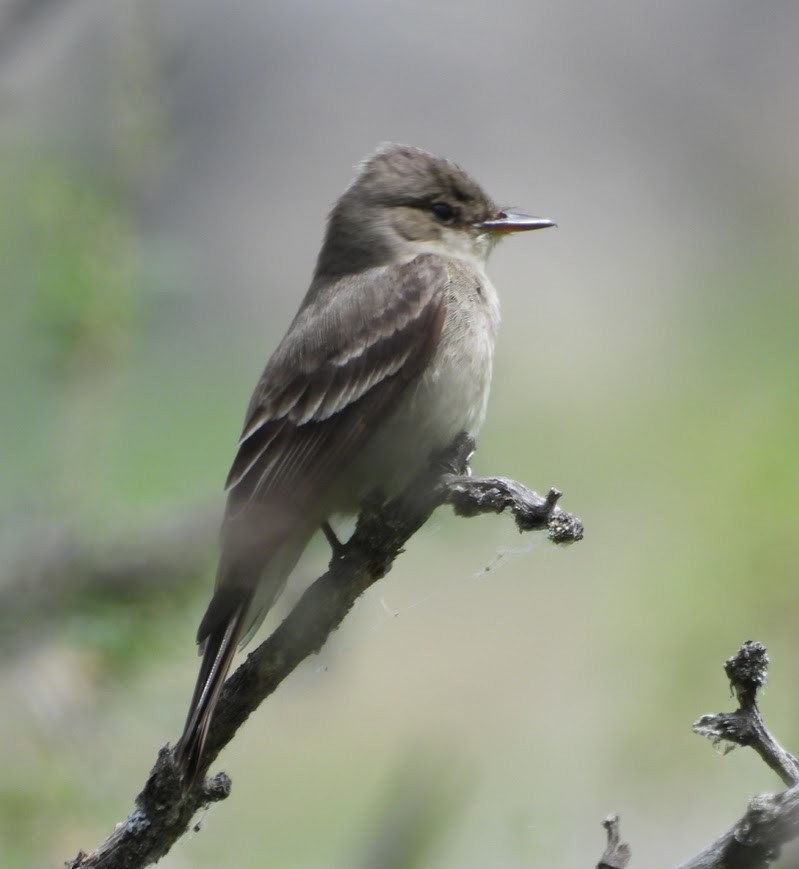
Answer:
[[433, 432, 476, 477], [321, 521, 346, 558]]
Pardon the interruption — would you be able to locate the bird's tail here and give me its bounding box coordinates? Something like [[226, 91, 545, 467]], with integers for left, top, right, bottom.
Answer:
[[175, 525, 311, 786], [175, 587, 251, 787]]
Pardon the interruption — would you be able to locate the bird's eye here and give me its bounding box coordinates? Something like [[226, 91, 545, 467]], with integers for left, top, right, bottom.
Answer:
[[430, 201, 456, 223]]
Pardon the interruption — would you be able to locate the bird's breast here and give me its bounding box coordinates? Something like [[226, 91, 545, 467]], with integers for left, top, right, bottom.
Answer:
[[416, 265, 499, 439], [348, 258, 500, 498]]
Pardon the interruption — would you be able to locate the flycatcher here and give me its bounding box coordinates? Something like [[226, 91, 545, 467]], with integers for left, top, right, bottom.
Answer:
[[176, 143, 554, 782]]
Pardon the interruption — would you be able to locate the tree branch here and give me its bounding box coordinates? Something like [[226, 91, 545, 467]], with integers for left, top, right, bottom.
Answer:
[[67, 433, 583, 869], [692, 641, 799, 788], [597, 815, 631, 869], [674, 787, 799, 869], [593, 642, 799, 869], [675, 641, 799, 868]]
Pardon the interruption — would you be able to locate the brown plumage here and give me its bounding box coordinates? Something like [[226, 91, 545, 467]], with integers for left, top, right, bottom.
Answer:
[[175, 144, 554, 784]]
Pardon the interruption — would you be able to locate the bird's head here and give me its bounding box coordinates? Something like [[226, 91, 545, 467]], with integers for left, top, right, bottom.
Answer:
[[314, 144, 554, 281]]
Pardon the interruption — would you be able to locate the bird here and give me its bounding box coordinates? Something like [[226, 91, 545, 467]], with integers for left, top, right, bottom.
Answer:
[[175, 143, 555, 784]]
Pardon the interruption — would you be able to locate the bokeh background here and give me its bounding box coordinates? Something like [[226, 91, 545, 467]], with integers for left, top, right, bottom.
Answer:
[[2, 1, 799, 866]]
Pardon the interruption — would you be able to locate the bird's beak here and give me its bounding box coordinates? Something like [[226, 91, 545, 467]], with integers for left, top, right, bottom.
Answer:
[[478, 210, 556, 234]]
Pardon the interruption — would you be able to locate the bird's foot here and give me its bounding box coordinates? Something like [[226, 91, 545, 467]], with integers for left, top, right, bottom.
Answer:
[[321, 521, 346, 559], [432, 432, 476, 477]]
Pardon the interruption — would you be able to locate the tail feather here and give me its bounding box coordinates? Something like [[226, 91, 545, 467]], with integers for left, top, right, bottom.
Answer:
[[176, 528, 311, 786], [176, 593, 251, 786]]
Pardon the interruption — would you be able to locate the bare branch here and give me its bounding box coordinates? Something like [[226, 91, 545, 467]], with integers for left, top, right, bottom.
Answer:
[[597, 815, 631, 869], [67, 433, 583, 868], [693, 641, 799, 788], [674, 787, 799, 869], [596, 643, 799, 869], [673, 641, 799, 869]]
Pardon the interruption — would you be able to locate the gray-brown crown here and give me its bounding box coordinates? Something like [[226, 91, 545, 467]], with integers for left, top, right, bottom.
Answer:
[[313, 144, 498, 281]]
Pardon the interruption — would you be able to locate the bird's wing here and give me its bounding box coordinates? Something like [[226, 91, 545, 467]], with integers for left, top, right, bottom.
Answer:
[[224, 253, 449, 522], [177, 254, 449, 784]]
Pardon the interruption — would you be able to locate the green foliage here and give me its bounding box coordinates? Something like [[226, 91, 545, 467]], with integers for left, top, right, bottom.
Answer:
[[1, 152, 139, 376]]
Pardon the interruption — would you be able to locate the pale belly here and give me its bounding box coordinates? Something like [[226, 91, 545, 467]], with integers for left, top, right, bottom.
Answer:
[[240, 260, 500, 641], [345, 260, 500, 500]]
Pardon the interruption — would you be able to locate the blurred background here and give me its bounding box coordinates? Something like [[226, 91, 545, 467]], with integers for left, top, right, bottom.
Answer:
[[2, 0, 799, 866]]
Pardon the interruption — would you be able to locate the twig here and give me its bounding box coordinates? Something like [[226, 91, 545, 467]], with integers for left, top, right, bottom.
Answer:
[[593, 643, 799, 869], [597, 815, 631, 869], [676, 641, 799, 868], [693, 641, 799, 787], [67, 433, 583, 868], [674, 787, 799, 869]]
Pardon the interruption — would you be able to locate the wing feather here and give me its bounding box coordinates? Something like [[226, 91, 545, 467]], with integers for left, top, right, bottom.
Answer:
[[223, 254, 449, 517], [180, 255, 450, 786]]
